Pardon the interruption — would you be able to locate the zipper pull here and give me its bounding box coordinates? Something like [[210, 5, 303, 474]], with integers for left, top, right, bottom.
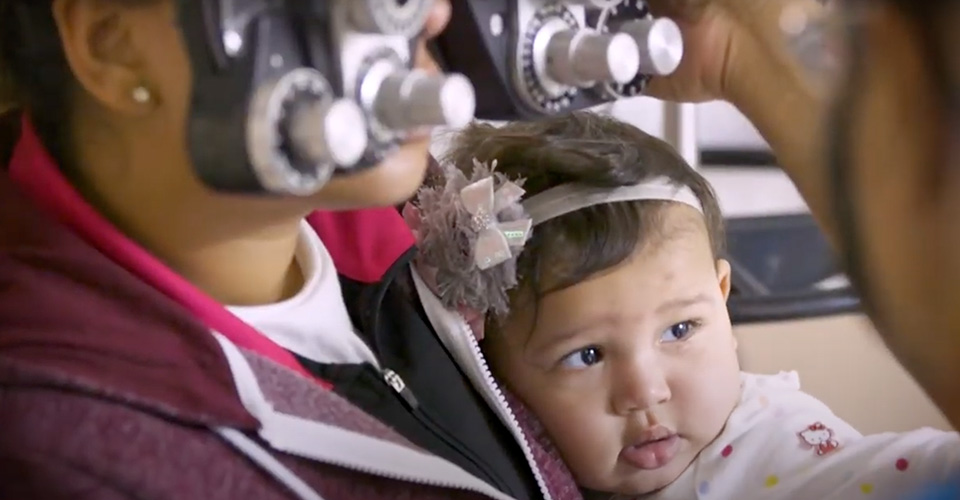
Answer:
[[382, 368, 419, 410]]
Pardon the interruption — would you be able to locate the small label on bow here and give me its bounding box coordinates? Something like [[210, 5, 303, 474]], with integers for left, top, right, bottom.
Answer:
[[498, 219, 532, 247], [459, 176, 532, 271]]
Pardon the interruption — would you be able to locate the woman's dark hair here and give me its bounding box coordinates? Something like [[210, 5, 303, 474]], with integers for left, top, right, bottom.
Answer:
[[0, 0, 156, 166], [440, 111, 725, 302], [828, 0, 960, 333]]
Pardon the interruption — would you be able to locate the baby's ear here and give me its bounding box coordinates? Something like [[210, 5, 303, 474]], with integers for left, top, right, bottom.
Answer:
[[401, 202, 422, 233], [424, 154, 445, 185], [716, 258, 732, 301]]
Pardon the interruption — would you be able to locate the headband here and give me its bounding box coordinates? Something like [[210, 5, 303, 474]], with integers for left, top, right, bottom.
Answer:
[[522, 176, 703, 226], [402, 159, 704, 340]]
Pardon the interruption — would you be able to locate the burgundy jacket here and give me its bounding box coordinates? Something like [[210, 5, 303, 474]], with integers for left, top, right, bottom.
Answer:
[[0, 120, 580, 499]]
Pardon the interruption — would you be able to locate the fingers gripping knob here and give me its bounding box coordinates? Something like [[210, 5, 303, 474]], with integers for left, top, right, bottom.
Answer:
[[288, 98, 369, 168], [374, 71, 477, 130], [621, 17, 684, 76]]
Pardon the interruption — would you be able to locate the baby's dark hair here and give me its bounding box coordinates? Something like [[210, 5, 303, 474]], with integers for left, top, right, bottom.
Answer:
[[439, 111, 724, 301]]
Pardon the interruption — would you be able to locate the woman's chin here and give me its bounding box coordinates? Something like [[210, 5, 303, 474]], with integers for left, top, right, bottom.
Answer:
[[311, 139, 431, 210]]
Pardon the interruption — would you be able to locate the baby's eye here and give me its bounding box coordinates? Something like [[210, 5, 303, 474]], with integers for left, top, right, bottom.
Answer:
[[559, 346, 604, 369], [660, 320, 701, 343]]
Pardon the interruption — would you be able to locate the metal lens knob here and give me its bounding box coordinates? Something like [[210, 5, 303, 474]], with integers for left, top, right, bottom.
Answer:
[[373, 71, 476, 130], [348, 0, 433, 37], [545, 29, 641, 86], [620, 18, 684, 76], [287, 99, 368, 169], [247, 68, 370, 196]]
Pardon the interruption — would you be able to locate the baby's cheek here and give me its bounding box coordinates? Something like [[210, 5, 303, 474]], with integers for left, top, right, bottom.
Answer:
[[528, 392, 615, 481], [672, 360, 740, 436], [547, 411, 618, 487]]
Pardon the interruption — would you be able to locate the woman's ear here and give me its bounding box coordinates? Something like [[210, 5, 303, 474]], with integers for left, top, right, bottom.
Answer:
[[716, 258, 732, 302], [51, 0, 151, 114]]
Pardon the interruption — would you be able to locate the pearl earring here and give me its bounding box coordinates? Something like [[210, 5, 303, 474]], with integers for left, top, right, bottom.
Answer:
[[131, 86, 151, 104]]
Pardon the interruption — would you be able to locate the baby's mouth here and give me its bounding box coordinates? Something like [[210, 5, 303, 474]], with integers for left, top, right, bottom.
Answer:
[[620, 426, 680, 470]]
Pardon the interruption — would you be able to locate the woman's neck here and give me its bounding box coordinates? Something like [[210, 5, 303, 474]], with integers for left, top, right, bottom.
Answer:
[[105, 193, 308, 305], [72, 117, 311, 305], [155, 222, 307, 306]]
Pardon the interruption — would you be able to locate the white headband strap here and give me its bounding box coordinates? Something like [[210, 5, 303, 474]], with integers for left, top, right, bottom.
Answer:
[[521, 176, 703, 226]]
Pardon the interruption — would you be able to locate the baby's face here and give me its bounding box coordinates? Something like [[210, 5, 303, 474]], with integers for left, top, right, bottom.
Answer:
[[486, 205, 741, 496]]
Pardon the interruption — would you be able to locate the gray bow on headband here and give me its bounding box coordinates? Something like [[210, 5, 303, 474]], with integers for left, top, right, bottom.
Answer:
[[459, 174, 532, 270]]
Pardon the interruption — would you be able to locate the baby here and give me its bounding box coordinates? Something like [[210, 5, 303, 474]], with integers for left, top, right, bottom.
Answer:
[[405, 112, 960, 500]]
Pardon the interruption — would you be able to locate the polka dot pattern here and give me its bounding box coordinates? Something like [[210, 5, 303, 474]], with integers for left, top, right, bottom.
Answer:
[[681, 374, 930, 499], [698, 480, 710, 495], [713, 457, 914, 496]]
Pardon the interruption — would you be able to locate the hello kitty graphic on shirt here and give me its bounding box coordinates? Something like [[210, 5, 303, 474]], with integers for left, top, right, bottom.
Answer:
[[799, 421, 840, 456]]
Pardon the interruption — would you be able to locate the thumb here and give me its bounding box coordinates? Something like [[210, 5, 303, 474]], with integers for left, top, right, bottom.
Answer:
[[644, 72, 710, 103], [423, 0, 452, 39], [646, 0, 712, 22], [643, 75, 676, 101]]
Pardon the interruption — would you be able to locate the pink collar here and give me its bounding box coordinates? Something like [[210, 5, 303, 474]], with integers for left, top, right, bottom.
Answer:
[[7, 115, 321, 384]]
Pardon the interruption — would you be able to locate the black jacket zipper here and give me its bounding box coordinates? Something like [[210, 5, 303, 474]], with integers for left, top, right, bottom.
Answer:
[[377, 365, 513, 493], [358, 248, 522, 497]]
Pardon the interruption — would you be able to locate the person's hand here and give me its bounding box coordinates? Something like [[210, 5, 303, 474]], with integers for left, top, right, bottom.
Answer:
[[643, 0, 739, 103], [644, 0, 824, 104], [414, 0, 451, 75], [313, 0, 451, 210]]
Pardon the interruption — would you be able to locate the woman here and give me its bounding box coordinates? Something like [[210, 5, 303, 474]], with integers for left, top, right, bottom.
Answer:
[[0, 1, 566, 499], [647, 0, 960, 494], [643, 0, 960, 428]]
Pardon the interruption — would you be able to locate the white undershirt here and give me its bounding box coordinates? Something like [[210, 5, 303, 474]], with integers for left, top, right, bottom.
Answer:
[[229, 221, 380, 368]]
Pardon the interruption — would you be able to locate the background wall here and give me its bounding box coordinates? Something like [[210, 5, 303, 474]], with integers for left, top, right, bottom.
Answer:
[[736, 315, 952, 433], [696, 100, 767, 150]]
